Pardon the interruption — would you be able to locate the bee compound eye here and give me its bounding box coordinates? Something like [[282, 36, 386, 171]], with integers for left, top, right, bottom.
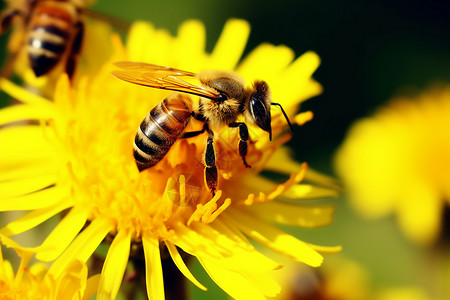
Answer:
[[217, 93, 228, 102]]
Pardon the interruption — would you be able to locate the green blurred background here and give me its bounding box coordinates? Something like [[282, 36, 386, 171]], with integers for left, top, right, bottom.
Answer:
[[1, 0, 450, 299]]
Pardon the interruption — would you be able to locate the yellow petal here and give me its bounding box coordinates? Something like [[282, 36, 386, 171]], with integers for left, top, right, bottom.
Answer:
[[0, 104, 55, 125], [164, 240, 207, 291], [169, 223, 222, 259], [198, 257, 268, 300], [190, 222, 281, 272], [209, 218, 252, 250], [209, 19, 250, 70], [278, 51, 322, 104], [282, 184, 340, 199], [174, 20, 206, 71], [127, 21, 172, 64], [142, 234, 164, 300], [0, 185, 69, 211], [250, 202, 335, 227], [0, 126, 55, 170], [54, 260, 87, 300], [0, 78, 52, 106], [306, 243, 342, 254], [0, 174, 57, 198], [97, 230, 131, 300], [0, 200, 73, 236], [397, 185, 442, 245], [0, 160, 56, 182], [83, 274, 101, 300], [304, 167, 342, 190], [237, 43, 294, 84], [36, 207, 88, 262], [226, 209, 323, 267], [48, 219, 113, 278]]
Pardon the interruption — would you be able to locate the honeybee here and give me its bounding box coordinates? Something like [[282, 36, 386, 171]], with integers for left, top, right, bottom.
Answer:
[[112, 62, 293, 195], [0, 0, 85, 79]]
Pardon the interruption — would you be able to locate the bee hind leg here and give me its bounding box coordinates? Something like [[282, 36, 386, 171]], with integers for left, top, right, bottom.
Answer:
[[65, 21, 84, 80], [229, 122, 251, 168], [204, 126, 218, 196], [181, 123, 207, 139]]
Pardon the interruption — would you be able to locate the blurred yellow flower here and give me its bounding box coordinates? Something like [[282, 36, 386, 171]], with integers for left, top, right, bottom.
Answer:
[[0, 234, 99, 300], [271, 255, 433, 300], [272, 257, 369, 300], [335, 86, 450, 245], [0, 19, 340, 299]]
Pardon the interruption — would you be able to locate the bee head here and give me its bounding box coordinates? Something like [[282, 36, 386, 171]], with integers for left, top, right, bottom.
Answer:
[[248, 80, 273, 140]]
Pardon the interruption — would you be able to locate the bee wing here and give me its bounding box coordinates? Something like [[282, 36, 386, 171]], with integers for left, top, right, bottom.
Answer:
[[112, 61, 220, 99]]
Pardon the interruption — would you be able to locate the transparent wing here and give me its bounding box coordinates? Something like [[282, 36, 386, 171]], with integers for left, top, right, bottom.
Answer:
[[112, 61, 220, 99]]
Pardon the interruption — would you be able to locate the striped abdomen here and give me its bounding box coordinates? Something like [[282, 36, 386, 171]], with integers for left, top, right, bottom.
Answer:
[[134, 96, 192, 171], [27, 2, 76, 77]]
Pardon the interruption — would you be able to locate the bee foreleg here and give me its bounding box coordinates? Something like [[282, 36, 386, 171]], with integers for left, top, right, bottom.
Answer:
[[204, 127, 217, 196], [229, 122, 251, 168], [66, 21, 84, 79]]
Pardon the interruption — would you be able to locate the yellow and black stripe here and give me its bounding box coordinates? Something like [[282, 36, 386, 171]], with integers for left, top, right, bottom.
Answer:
[[133, 96, 192, 171], [27, 4, 74, 76]]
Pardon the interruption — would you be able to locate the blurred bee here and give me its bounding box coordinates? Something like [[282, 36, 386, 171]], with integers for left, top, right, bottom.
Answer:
[[112, 62, 293, 195], [0, 0, 86, 79]]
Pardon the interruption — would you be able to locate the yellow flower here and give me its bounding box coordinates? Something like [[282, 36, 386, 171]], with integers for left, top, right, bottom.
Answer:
[[272, 256, 370, 300], [335, 86, 450, 245], [0, 19, 340, 299], [271, 255, 434, 300], [0, 234, 99, 300]]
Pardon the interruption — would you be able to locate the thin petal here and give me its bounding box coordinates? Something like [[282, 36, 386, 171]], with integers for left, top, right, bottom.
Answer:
[[237, 43, 294, 83], [48, 219, 113, 278], [127, 21, 172, 64], [0, 126, 55, 170], [0, 78, 52, 106], [0, 200, 73, 236], [190, 222, 281, 272], [198, 257, 268, 300], [277, 51, 322, 105], [36, 207, 88, 262], [54, 260, 87, 300], [168, 223, 222, 259], [304, 167, 343, 190], [209, 19, 250, 70], [97, 230, 131, 300], [142, 234, 164, 300], [83, 274, 101, 300], [225, 209, 323, 267], [0, 174, 57, 198], [282, 184, 340, 199], [164, 240, 207, 291], [174, 20, 206, 71], [306, 243, 342, 254], [0, 104, 55, 125], [249, 202, 335, 227], [0, 161, 56, 182], [0, 185, 69, 211]]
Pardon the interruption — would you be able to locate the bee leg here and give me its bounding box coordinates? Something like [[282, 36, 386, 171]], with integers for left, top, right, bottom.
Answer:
[[65, 21, 84, 80], [0, 9, 22, 34], [181, 123, 207, 139], [204, 127, 218, 196], [229, 122, 251, 168]]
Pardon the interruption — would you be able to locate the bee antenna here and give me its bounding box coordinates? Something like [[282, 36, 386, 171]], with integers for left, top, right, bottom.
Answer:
[[271, 102, 294, 132]]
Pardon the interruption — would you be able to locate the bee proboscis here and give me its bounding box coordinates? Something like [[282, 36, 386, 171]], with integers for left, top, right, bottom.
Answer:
[[112, 62, 293, 196]]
